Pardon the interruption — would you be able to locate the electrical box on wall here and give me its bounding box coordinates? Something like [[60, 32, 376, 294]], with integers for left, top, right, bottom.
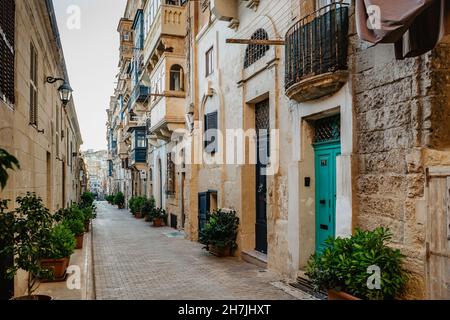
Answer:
[[304, 177, 311, 187]]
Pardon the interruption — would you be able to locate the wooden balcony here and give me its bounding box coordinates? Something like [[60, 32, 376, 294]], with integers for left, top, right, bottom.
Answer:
[[285, 2, 349, 102], [148, 93, 185, 143], [144, 4, 186, 62]]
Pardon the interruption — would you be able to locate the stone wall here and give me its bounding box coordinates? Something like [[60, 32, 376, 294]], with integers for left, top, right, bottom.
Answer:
[[350, 23, 450, 300]]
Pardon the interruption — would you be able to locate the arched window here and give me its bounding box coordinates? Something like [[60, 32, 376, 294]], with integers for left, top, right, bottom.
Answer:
[[169, 64, 184, 91], [244, 29, 270, 69]]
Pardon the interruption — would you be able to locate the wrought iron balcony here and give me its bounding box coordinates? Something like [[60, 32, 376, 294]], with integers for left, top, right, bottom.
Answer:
[[285, 1, 349, 102]]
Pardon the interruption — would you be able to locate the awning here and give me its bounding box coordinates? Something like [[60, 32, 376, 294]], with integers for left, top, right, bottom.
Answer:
[[356, 0, 450, 59]]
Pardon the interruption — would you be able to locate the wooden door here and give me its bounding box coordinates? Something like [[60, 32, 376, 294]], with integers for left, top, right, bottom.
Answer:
[[426, 167, 450, 299]]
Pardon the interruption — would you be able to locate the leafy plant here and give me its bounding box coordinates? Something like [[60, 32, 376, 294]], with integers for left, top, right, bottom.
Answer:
[[0, 193, 53, 296], [199, 209, 239, 252], [114, 192, 125, 208], [305, 227, 408, 300], [106, 195, 114, 203], [150, 207, 168, 221], [82, 205, 95, 222], [141, 197, 156, 218], [63, 218, 85, 237], [80, 192, 95, 209], [129, 196, 146, 215], [41, 224, 75, 260], [0, 148, 20, 190]]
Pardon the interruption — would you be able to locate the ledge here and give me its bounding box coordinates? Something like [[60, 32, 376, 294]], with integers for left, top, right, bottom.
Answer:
[[286, 70, 349, 103]]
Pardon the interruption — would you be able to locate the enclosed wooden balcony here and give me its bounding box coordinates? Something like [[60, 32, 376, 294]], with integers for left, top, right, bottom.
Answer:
[[148, 94, 185, 143], [285, 2, 349, 102], [144, 3, 186, 61]]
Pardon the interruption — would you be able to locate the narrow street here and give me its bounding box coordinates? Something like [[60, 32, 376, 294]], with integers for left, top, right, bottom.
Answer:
[[92, 202, 308, 300]]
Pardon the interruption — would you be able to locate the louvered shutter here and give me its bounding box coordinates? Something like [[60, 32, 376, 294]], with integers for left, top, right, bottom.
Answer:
[[0, 0, 15, 105], [204, 111, 218, 154]]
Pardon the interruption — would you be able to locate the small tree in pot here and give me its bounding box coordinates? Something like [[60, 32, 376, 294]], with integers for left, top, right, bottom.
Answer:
[[199, 209, 239, 257], [305, 227, 408, 300], [114, 192, 125, 209], [150, 207, 168, 227], [142, 197, 156, 222], [0, 193, 53, 300], [39, 223, 75, 280]]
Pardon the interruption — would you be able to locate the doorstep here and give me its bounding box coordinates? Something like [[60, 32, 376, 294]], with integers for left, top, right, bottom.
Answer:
[[35, 231, 95, 300], [241, 250, 268, 269]]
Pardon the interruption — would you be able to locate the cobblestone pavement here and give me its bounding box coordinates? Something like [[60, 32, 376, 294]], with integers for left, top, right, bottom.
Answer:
[[93, 202, 313, 300]]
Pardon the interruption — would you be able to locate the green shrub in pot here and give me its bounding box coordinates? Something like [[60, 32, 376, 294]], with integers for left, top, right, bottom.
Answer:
[[63, 217, 85, 237], [142, 197, 156, 220], [114, 192, 125, 208], [0, 193, 53, 297], [199, 209, 239, 254], [305, 227, 408, 300], [41, 224, 76, 260]]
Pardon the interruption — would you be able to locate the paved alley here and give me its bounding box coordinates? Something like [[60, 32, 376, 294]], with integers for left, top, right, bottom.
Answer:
[[92, 202, 311, 300]]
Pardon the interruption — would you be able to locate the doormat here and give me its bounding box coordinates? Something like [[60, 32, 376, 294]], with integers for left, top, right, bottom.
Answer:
[[163, 231, 186, 239]]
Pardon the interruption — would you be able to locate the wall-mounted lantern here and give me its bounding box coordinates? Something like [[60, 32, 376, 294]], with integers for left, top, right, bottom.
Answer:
[[46, 76, 73, 106]]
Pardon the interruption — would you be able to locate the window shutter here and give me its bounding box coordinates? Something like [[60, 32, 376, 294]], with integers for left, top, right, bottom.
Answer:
[[0, 0, 15, 105], [204, 111, 218, 153]]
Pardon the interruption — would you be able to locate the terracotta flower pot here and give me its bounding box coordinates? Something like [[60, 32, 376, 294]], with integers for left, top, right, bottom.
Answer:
[[135, 212, 143, 219], [40, 257, 70, 280], [75, 233, 84, 249], [327, 289, 361, 300], [11, 295, 52, 301], [153, 218, 163, 227], [209, 245, 232, 257]]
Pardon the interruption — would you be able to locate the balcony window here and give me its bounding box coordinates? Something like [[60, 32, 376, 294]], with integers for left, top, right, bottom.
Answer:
[[170, 64, 184, 91], [244, 29, 269, 69], [132, 128, 147, 150]]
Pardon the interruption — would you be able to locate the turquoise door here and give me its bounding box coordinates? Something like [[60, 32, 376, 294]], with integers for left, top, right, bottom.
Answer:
[[314, 142, 340, 253]]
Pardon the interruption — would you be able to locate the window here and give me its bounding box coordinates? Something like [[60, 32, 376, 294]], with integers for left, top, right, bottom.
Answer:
[[204, 111, 218, 153], [132, 130, 146, 149], [166, 153, 175, 195], [205, 47, 214, 77], [29, 43, 38, 125], [0, 0, 15, 106], [169, 65, 184, 91], [123, 32, 130, 41], [244, 29, 269, 69]]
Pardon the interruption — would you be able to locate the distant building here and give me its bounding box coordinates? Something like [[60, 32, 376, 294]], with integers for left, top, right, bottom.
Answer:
[[82, 150, 108, 199]]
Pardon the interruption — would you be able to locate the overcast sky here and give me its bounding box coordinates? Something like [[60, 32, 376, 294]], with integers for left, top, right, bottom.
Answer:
[[54, 0, 127, 151]]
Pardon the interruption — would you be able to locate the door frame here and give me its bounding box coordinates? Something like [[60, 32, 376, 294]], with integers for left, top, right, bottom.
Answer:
[[313, 141, 341, 253]]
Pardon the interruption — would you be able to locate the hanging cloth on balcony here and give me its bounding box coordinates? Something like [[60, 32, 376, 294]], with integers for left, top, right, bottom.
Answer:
[[356, 0, 450, 59]]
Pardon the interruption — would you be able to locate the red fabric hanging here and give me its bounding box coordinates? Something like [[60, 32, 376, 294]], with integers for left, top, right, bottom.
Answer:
[[356, 0, 450, 59]]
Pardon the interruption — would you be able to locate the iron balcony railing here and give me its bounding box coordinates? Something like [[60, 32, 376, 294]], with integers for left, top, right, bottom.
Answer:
[[285, 1, 349, 90]]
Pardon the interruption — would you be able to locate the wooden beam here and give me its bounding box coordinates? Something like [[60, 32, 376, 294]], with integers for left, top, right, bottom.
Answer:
[[226, 38, 285, 46]]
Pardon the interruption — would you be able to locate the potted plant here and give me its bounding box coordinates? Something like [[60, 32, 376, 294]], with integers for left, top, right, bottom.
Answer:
[[39, 223, 76, 281], [82, 205, 94, 232], [199, 209, 239, 257], [63, 218, 85, 249], [305, 227, 408, 300], [114, 192, 125, 209], [142, 197, 156, 222], [80, 191, 95, 208], [151, 207, 168, 227], [0, 193, 53, 300], [134, 197, 147, 219]]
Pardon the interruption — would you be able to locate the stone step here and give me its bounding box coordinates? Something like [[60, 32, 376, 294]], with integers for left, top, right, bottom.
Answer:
[[241, 250, 268, 269]]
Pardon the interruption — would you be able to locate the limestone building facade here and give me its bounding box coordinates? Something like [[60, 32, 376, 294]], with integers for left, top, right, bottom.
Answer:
[[0, 0, 83, 298], [106, 0, 450, 299]]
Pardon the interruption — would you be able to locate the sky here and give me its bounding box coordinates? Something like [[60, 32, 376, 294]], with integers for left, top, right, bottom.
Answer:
[[54, 0, 127, 151]]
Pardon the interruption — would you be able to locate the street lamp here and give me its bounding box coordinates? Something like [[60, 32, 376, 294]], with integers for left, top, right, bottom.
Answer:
[[46, 76, 73, 106]]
